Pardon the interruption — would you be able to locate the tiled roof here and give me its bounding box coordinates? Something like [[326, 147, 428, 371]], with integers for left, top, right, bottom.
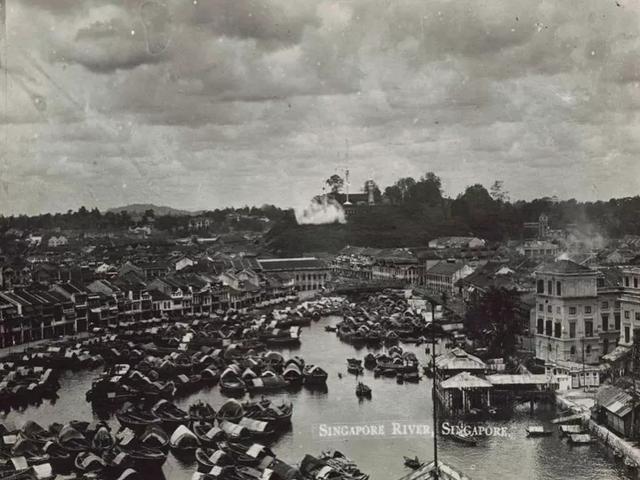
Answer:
[[536, 260, 594, 274], [258, 257, 327, 271], [427, 261, 469, 276]]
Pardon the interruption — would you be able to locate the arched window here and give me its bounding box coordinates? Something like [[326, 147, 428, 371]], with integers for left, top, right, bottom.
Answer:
[[537, 280, 544, 294], [556, 281, 562, 296]]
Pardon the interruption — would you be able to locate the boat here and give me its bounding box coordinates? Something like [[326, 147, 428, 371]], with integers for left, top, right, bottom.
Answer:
[[169, 425, 200, 452], [526, 426, 553, 437], [118, 445, 168, 470], [219, 420, 251, 442], [219, 441, 275, 467], [151, 400, 190, 431], [116, 406, 162, 432], [303, 365, 328, 385], [238, 417, 275, 439], [74, 451, 106, 473], [559, 424, 584, 436], [217, 399, 245, 424], [193, 422, 226, 447], [450, 432, 477, 446], [195, 448, 234, 472], [219, 367, 247, 396], [21, 421, 55, 446], [90, 424, 114, 452], [403, 456, 423, 470], [282, 363, 303, 386], [347, 359, 364, 375], [355, 382, 372, 398], [57, 424, 90, 453], [568, 434, 592, 445], [138, 424, 170, 452], [324, 326, 337, 332], [43, 440, 72, 471], [189, 401, 217, 423]]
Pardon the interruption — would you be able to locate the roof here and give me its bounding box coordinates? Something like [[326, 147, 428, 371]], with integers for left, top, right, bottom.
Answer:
[[427, 261, 470, 276], [440, 372, 492, 389], [596, 385, 633, 418], [536, 260, 595, 275], [435, 348, 486, 371], [258, 257, 328, 271], [486, 374, 552, 386]]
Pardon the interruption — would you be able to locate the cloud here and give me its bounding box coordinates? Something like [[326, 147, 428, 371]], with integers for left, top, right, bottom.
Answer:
[[1, 0, 640, 215]]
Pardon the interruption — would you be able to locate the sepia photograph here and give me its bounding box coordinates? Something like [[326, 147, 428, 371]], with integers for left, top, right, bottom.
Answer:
[[1, 0, 640, 479]]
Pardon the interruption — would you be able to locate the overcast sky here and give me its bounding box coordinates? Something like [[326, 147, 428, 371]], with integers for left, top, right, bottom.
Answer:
[[1, 0, 639, 215]]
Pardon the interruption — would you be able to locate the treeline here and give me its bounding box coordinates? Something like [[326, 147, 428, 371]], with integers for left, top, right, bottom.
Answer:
[[0, 205, 288, 234]]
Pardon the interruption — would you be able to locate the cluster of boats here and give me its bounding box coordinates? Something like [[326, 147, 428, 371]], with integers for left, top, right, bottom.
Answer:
[[0, 364, 59, 410], [333, 295, 440, 346], [363, 347, 420, 382]]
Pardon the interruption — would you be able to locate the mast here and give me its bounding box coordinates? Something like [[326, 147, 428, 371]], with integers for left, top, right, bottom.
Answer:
[[431, 300, 439, 478]]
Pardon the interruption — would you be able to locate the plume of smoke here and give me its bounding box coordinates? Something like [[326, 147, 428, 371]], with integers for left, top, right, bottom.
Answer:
[[295, 196, 346, 225]]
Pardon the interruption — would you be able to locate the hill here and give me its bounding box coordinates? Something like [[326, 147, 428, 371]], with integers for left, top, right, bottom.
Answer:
[[107, 204, 202, 217]]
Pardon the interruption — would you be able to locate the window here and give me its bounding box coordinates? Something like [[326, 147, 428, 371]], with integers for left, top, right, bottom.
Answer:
[[586, 345, 592, 355], [569, 322, 576, 338], [602, 301, 609, 310], [556, 307, 561, 314], [554, 322, 561, 338], [602, 314, 609, 332], [548, 281, 553, 294], [615, 313, 621, 330], [569, 307, 577, 315], [625, 277, 630, 287], [635, 278, 639, 288], [625, 311, 631, 319], [545, 320, 553, 336], [556, 281, 562, 296], [585, 306, 592, 314], [615, 301, 621, 310], [538, 304, 543, 312], [547, 305, 552, 313], [585, 320, 593, 337], [603, 338, 609, 355], [537, 318, 544, 335], [625, 326, 630, 343], [537, 280, 544, 294], [570, 346, 576, 355], [636, 312, 640, 321]]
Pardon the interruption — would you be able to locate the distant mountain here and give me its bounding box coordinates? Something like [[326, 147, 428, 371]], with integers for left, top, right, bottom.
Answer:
[[107, 204, 202, 217]]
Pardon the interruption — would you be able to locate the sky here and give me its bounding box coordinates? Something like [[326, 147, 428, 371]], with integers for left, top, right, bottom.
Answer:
[[1, 0, 639, 215]]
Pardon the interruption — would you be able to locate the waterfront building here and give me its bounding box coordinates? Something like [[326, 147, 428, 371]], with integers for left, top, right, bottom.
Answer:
[[258, 257, 330, 297], [425, 260, 474, 295], [534, 260, 600, 365]]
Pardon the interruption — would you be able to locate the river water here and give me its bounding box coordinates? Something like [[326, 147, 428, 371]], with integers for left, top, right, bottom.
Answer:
[[1, 315, 634, 480]]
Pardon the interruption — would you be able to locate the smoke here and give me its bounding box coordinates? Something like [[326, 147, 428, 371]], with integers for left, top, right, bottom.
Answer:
[[295, 196, 347, 225]]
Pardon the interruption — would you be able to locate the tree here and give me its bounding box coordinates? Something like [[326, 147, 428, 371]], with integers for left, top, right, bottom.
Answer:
[[490, 180, 509, 202], [464, 287, 522, 357], [363, 181, 382, 203], [408, 172, 443, 205], [325, 174, 344, 194]]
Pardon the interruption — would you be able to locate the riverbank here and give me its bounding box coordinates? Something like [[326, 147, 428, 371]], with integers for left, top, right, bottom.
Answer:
[[557, 389, 640, 470]]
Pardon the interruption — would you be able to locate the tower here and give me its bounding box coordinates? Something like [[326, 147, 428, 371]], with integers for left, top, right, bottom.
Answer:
[[538, 213, 549, 239]]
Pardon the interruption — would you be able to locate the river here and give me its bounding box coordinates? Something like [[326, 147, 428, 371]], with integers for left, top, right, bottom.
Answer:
[[0, 315, 634, 480]]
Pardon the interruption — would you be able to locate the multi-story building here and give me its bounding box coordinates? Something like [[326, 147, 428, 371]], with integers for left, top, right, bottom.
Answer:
[[617, 267, 640, 347], [534, 260, 601, 364], [258, 258, 330, 298], [425, 261, 474, 295]]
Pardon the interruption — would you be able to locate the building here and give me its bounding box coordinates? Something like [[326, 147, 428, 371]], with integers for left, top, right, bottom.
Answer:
[[258, 257, 330, 297], [428, 237, 486, 250], [48, 235, 68, 248], [517, 240, 559, 259], [534, 260, 601, 365], [425, 260, 474, 294]]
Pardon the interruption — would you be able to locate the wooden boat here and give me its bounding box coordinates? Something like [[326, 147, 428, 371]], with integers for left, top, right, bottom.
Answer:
[[189, 401, 217, 423], [219, 368, 247, 396], [193, 422, 226, 447], [195, 448, 234, 472], [568, 434, 592, 445], [219, 441, 275, 467], [116, 406, 162, 432], [169, 425, 199, 452], [151, 400, 190, 431], [21, 421, 55, 446], [57, 424, 89, 453], [219, 421, 250, 442], [559, 424, 584, 436], [282, 364, 303, 386], [238, 417, 274, 439], [74, 451, 106, 473], [451, 433, 477, 446], [90, 425, 114, 452], [303, 365, 328, 385], [355, 382, 372, 398], [347, 359, 364, 375], [324, 326, 337, 332], [403, 456, 423, 470], [217, 399, 245, 424], [139, 424, 170, 452], [43, 440, 72, 472], [526, 426, 553, 437], [118, 445, 168, 470]]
